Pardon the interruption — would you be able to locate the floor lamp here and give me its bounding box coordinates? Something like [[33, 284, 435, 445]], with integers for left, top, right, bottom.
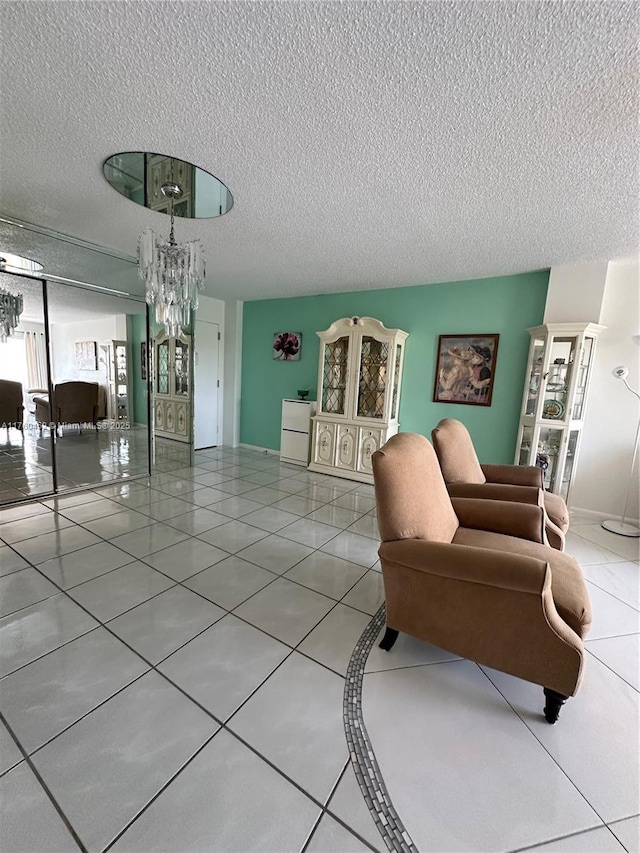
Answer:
[[602, 365, 640, 537]]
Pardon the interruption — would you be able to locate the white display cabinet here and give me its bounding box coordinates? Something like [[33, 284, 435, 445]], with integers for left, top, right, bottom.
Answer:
[[309, 316, 408, 484], [153, 331, 192, 442], [280, 399, 317, 465], [515, 322, 604, 503], [100, 340, 130, 422]]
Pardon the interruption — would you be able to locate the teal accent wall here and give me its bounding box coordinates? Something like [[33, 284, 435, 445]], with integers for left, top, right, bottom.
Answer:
[[126, 314, 148, 426], [240, 271, 549, 463]]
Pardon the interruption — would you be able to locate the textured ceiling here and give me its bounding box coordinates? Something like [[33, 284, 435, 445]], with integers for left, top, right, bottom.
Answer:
[[0, 267, 145, 325], [0, 1, 637, 302]]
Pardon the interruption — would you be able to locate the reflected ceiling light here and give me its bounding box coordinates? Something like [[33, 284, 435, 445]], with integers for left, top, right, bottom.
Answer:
[[0, 286, 24, 343], [0, 251, 43, 274], [138, 181, 205, 338]]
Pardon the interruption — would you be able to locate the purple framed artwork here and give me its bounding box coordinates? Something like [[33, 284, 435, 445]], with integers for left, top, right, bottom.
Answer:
[[433, 334, 499, 406], [273, 331, 301, 361]]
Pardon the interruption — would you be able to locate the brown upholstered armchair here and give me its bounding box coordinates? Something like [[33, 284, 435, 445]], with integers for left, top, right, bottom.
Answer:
[[0, 379, 24, 433], [431, 418, 569, 551], [34, 381, 100, 431], [372, 432, 591, 724]]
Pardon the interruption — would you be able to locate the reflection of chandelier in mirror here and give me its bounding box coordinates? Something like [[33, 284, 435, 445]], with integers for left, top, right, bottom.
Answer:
[[0, 253, 33, 343], [138, 182, 205, 338], [0, 287, 24, 343]]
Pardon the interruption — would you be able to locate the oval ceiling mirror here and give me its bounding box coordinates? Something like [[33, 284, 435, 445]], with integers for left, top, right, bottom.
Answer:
[[0, 251, 43, 274], [103, 152, 233, 219]]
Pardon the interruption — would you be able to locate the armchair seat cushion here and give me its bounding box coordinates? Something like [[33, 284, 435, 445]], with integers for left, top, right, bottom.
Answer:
[[453, 527, 591, 637]]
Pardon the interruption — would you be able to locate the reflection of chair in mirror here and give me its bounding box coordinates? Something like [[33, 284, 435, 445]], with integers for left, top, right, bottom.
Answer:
[[0, 379, 24, 437], [372, 432, 591, 724], [34, 381, 100, 433], [431, 418, 569, 551], [26, 388, 49, 420]]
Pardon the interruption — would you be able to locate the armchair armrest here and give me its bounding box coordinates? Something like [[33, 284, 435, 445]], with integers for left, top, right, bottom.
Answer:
[[481, 463, 543, 488], [451, 497, 545, 544], [379, 539, 549, 593], [447, 482, 541, 504]]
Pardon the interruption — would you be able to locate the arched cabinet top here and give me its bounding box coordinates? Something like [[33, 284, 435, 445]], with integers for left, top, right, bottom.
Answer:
[[316, 316, 408, 343]]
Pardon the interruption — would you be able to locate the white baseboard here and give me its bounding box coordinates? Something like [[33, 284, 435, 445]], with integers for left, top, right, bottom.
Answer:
[[238, 443, 280, 456], [569, 505, 640, 526]]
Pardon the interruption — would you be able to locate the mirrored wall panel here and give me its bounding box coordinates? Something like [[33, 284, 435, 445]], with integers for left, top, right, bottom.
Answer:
[[45, 280, 150, 492], [0, 275, 55, 501], [0, 218, 201, 506]]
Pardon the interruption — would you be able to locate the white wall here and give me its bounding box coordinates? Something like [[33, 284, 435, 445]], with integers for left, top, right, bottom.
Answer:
[[544, 261, 609, 324], [49, 315, 124, 384], [197, 295, 244, 447], [197, 295, 225, 325], [569, 260, 640, 521], [16, 321, 45, 335], [194, 295, 225, 447]]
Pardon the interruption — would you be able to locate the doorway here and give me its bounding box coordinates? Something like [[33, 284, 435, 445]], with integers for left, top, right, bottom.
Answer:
[[194, 319, 220, 450]]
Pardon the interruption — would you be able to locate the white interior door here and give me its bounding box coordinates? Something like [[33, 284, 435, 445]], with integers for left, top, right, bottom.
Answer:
[[194, 320, 220, 449]]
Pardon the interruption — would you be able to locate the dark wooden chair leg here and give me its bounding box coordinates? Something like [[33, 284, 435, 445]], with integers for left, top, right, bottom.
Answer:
[[379, 627, 399, 651], [543, 688, 568, 724]]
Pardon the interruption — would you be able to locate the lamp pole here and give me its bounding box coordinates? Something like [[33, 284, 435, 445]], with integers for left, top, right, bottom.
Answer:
[[602, 367, 640, 537]]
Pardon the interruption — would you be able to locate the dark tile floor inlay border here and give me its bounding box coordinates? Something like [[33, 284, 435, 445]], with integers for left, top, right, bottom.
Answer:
[[344, 604, 418, 853]]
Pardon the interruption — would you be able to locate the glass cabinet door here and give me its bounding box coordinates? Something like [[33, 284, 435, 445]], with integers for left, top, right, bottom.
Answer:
[[390, 343, 402, 419], [517, 423, 534, 466], [572, 336, 594, 420], [536, 426, 564, 492], [321, 336, 349, 415], [156, 340, 170, 395], [525, 337, 545, 415], [114, 343, 128, 421], [174, 339, 190, 397], [541, 336, 577, 421], [357, 336, 389, 419]]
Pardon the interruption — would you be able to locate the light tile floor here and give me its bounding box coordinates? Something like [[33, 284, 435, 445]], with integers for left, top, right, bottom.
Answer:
[[0, 424, 151, 503], [0, 445, 638, 853]]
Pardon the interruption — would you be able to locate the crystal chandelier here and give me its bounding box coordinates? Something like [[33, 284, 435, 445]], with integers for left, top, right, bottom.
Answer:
[[0, 286, 24, 343], [138, 182, 205, 338]]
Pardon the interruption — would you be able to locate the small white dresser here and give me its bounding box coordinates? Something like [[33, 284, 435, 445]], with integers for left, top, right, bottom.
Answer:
[[280, 399, 317, 465]]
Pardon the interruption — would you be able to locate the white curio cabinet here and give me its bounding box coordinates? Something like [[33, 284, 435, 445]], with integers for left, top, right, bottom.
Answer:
[[100, 340, 130, 422], [308, 316, 409, 484], [153, 331, 192, 442], [515, 322, 604, 503]]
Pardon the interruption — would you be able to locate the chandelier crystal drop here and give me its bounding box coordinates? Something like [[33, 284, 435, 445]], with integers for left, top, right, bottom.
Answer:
[[0, 287, 24, 343], [138, 182, 205, 338]]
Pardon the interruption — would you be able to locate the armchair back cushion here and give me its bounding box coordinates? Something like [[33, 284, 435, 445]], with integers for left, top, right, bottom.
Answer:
[[0, 379, 24, 426], [54, 381, 99, 425], [431, 418, 486, 484], [373, 432, 459, 543]]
